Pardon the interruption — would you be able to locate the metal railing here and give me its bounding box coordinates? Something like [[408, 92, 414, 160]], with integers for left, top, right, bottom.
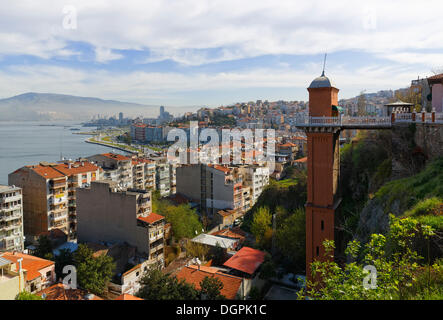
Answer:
[[295, 112, 443, 127]]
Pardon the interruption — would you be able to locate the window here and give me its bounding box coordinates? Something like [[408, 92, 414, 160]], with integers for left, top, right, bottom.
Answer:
[[136, 272, 140, 277], [46, 271, 52, 279], [321, 220, 324, 231], [316, 246, 319, 257]]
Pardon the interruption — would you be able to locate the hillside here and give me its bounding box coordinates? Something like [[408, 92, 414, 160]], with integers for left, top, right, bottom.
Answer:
[[0, 92, 200, 121]]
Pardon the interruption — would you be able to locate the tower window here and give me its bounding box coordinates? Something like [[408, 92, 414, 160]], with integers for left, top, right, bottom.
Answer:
[[321, 220, 324, 231], [316, 246, 319, 257]]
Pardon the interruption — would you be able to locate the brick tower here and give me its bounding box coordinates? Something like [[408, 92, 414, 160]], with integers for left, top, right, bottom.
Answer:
[[305, 71, 341, 279]]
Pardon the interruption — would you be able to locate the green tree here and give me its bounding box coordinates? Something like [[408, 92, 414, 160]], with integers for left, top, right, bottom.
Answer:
[[15, 291, 44, 300], [299, 215, 437, 300], [259, 254, 277, 280], [200, 276, 225, 300], [251, 206, 272, 249], [74, 244, 115, 296], [275, 208, 306, 270], [54, 249, 75, 281], [137, 267, 199, 300], [185, 240, 209, 261], [35, 235, 54, 260], [152, 193, 203, 241]]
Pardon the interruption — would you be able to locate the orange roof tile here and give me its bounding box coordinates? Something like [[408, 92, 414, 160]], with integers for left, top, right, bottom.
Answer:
[[176, 266, 243, 299], [223, 247, 266, 275], [211, 227, 246, 242], [2, 252, 54, 281], [294, 157, 307, 163], [115, 293, 143, 300], [53, 162, 99, 176], [28, 165, 66, 179], [37, 283, 103, 300], [137, 212, 165, 224], [102, 153, 130, 161]]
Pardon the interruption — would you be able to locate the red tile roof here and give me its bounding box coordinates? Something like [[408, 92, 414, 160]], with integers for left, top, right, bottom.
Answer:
[[294, 157, 307, 163], [223, 247, 266, 275], [102, 153, 130, 161], [137, 212, 165, 224], [27, 165, 66, 179], [211, 227, 246, 242], [37, 283, 103, 300], [53, 162, 99, 176], [428, 73, 443, 80], [2, 252, 54, 281], [176, 265, 243, 299], [115, 293, 143, 300]]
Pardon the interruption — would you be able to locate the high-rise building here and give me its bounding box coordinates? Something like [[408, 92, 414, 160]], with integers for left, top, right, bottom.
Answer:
[[76, 181, 164, 266], [176, 164, 244, 217], [9, 160, 100, 242], [87, 153, 133, 189], [0, 185, 24, 252]]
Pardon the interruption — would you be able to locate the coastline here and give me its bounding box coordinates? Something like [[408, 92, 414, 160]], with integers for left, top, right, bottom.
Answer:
[[84, 138, 139, 154]]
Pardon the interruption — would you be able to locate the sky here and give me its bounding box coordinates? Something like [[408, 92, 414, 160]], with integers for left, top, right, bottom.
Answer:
[[0, 0, 442, 107]]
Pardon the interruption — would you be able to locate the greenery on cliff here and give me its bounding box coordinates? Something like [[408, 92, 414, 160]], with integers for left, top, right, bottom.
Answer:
[[301, 215, 442, 300], [242, 167, 307, 272]]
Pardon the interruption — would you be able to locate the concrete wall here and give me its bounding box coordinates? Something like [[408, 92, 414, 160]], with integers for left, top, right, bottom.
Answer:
[[9, 169, 49, 238], [77, 182, 147, 253], [432, 83, 443, 113], [176, 165, 201, 201]]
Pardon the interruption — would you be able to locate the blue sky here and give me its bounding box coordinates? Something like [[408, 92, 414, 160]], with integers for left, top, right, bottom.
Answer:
[[0, 0, 442, 108]]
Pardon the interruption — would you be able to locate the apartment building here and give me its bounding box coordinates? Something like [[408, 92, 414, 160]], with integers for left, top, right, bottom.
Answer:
[[0, 185, 24, 252], [76, 181, 164, 266], [131, 157, 156, 192], [87, 153, 133, 189], [238, 166, 270, 206], [152, 157, 172, 197], [176, 164, 244, 217], [9, 160, 100, 242]]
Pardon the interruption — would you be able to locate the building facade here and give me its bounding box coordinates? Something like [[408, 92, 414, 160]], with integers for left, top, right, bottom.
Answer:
[[0, 186, 24, 252], [87, 153, 133, 189], [76, 181, 164, 266], [9, 160, 100, 242]]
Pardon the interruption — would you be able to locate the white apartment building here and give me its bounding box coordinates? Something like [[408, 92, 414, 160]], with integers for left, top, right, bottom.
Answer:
[[238, 166, 270, 205], [0, 186, 24, 252], [87, 153, 133, 189]]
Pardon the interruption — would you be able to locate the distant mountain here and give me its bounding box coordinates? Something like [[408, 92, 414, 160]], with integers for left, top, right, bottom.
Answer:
[[0, 92, 201, 121]]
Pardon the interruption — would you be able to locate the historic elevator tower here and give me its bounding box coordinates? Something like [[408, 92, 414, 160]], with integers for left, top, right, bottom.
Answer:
[[305, 71, 341, 278]]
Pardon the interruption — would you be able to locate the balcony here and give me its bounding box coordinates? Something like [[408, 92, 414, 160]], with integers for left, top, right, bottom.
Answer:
[[0, 213, 21, 222], [0, 204, 21, 212], [150, 242, 164, 252], [0, 195, 21, 204], [0, 223, 21, 231], [149, 233, 163, 243]]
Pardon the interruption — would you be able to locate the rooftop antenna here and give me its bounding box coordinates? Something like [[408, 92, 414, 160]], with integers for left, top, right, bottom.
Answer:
[[321, 53, 327, 76]]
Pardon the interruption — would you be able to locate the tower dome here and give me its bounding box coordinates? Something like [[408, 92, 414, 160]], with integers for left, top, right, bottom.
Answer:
[[308, 71, 335, 89]]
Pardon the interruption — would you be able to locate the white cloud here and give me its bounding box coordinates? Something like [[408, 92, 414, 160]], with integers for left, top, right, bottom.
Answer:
[[0, 0, 442, 64], [94, 47, 123, 63]]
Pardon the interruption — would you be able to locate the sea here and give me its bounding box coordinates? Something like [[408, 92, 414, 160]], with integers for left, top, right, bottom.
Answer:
[[0, 121, 128, 185]]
